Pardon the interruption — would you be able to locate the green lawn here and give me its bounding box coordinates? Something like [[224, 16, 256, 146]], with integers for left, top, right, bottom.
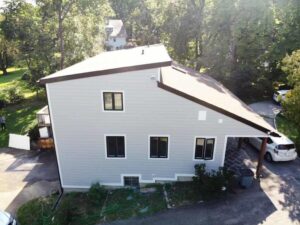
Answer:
[[0, 67, 46, 148], [0, 99, 45, 147], [0, 67, 36, 99], [17, 185, 167, 225]]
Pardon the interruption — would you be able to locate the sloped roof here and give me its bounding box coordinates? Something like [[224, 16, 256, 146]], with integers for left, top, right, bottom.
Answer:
[[160, 64, 278, 136], [39, 44, 172, 84], [106, 20, 127, 38]]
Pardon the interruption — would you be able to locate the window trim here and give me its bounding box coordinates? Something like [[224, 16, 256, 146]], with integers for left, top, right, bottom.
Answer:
[[104, 134, 127, 159], [101, 90, 125, 112], [193, 136, 216, 161], [148, 135, 170, 160]]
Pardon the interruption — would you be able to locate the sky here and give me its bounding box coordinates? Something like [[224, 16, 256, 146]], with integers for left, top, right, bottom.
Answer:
[[0, 0, 36, 8]]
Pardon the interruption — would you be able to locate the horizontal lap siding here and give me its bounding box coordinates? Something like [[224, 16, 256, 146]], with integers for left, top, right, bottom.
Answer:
[[47, 68, 265, 187]]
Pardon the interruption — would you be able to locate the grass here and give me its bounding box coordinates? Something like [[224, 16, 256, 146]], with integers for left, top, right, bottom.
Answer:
[[17, 185, 168, 225], [164, 182, 201, 207], [103, 184, 166, 221], [0, 67, 36, 99], [0, 99, 45, 147], [276, 114, 300, 155], [0, 67, 46, 148]]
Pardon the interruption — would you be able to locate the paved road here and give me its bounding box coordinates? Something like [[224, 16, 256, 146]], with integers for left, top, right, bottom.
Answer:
[[0, 148, 59, 215], [103, 145, 300, 225], [248, 101, 282, 127]]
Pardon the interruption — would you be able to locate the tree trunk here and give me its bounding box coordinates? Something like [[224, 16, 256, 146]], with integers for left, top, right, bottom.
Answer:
[[58, 10, 64, 70], [2, 67, 8, 76]]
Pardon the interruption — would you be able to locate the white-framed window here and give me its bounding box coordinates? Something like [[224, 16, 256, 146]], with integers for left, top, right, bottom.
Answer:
[[105, 135, 126, 158], [102, 91, 124, 112], [149, 135, 170, 159], [194, 137, 216, 160]]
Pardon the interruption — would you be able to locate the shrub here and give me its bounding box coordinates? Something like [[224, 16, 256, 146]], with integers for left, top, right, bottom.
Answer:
[[193, 164, 234, 200], [87, 182, 107, 206], [28, 124, 40, 141], [0, 99, 7, 109], [5, 87, 24, 104], [21, 72, 31, 81]]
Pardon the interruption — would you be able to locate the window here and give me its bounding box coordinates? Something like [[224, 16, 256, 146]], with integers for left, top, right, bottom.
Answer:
[[106, 136, 125, 158], [124, 176, 139, 187], [194, 138, 215, 160], [103, 92, 123, 111], [150, 136, 168, 158]]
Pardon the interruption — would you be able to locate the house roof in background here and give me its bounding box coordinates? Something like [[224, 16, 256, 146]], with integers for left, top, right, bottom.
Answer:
[[39, 44, 172, 84], [106, 20, 127, 38], [160, 64, 278, 136]]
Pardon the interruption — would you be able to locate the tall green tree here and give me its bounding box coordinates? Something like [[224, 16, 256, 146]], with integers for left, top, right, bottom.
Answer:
[[281, 50, 300, 126]]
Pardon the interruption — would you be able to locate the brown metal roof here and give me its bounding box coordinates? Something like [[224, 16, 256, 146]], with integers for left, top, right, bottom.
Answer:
[[39, 44, 172, 84], [160, 64, 278, 136]]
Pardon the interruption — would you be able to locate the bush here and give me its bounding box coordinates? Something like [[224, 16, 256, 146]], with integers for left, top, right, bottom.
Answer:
[[87, 183, 107, 206], [0, 99, 7, 109], [5, 88, 24, 104], [21, 72, 31, 81], [193, 164, 234, 200], [28, 124, 40, 141]]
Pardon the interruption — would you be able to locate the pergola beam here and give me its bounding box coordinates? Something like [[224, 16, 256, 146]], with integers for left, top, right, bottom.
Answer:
[[256, 138, 268, 180]]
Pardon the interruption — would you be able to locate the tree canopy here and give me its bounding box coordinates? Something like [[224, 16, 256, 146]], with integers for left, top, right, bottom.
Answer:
[[0, 0, 299, 101]]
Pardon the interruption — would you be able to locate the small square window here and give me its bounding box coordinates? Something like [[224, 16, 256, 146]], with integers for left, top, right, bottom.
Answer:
[[106, 136, 125, 158], [150, 136, 168, 158], [195, 138, 215, 160], [103, 92, 123, 111]]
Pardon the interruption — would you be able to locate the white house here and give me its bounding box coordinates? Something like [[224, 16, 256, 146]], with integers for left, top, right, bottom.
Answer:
[[40, 44, 277, 191], [105, 20, 127, 50]]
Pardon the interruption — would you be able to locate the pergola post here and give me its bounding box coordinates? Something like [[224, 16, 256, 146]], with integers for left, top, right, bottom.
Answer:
[[238, 138, 243, 149], [256, 138, 268, 180]]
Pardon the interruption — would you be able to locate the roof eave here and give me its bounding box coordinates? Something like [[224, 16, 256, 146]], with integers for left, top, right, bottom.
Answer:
[[39, 60, 172, 85], [157, 81, 279, 137]]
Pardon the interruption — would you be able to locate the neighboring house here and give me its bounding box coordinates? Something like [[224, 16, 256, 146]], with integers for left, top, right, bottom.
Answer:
[[105, 20, 127, 50], [39, 44, 277, 191]]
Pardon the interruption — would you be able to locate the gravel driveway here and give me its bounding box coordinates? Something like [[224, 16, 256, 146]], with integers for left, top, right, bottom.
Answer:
[[248, 101, 282, 127], [0, 148, 59, 215]]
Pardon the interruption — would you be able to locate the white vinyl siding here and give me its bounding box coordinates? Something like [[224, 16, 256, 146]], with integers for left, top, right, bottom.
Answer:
[[47, 68, 266, 188]]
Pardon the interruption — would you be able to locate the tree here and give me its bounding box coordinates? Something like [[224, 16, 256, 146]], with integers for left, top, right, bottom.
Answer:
[[37, 0, 114, 69], [0, 34, 17, 75], [281, 50, 300, 126]]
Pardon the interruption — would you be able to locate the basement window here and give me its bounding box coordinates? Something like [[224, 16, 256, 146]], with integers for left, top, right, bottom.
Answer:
[[124, 176, 139, 187]]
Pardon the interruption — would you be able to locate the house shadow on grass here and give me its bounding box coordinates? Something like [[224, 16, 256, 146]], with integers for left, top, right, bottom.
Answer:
[[2, 148, 59, 215]]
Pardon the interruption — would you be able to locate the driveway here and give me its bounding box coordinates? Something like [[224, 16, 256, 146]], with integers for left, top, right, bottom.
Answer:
[[103, 144, 300, 225], [0, 148, 59, 215], [248, 101, 282, 127]]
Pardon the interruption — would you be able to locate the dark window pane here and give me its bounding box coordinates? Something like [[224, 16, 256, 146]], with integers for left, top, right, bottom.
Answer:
[[104, 93, 113, 110], [106, 137, 116, 157], [204, 139, 215, 160], [150, 137, 158, 158], [117, 136, 125, 157], [158, 137, 168, 158], [106, 136, 125, 158], [124, 176, 139, 187], [114, 93, 123, 110], [195, 138, 205, 159]]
